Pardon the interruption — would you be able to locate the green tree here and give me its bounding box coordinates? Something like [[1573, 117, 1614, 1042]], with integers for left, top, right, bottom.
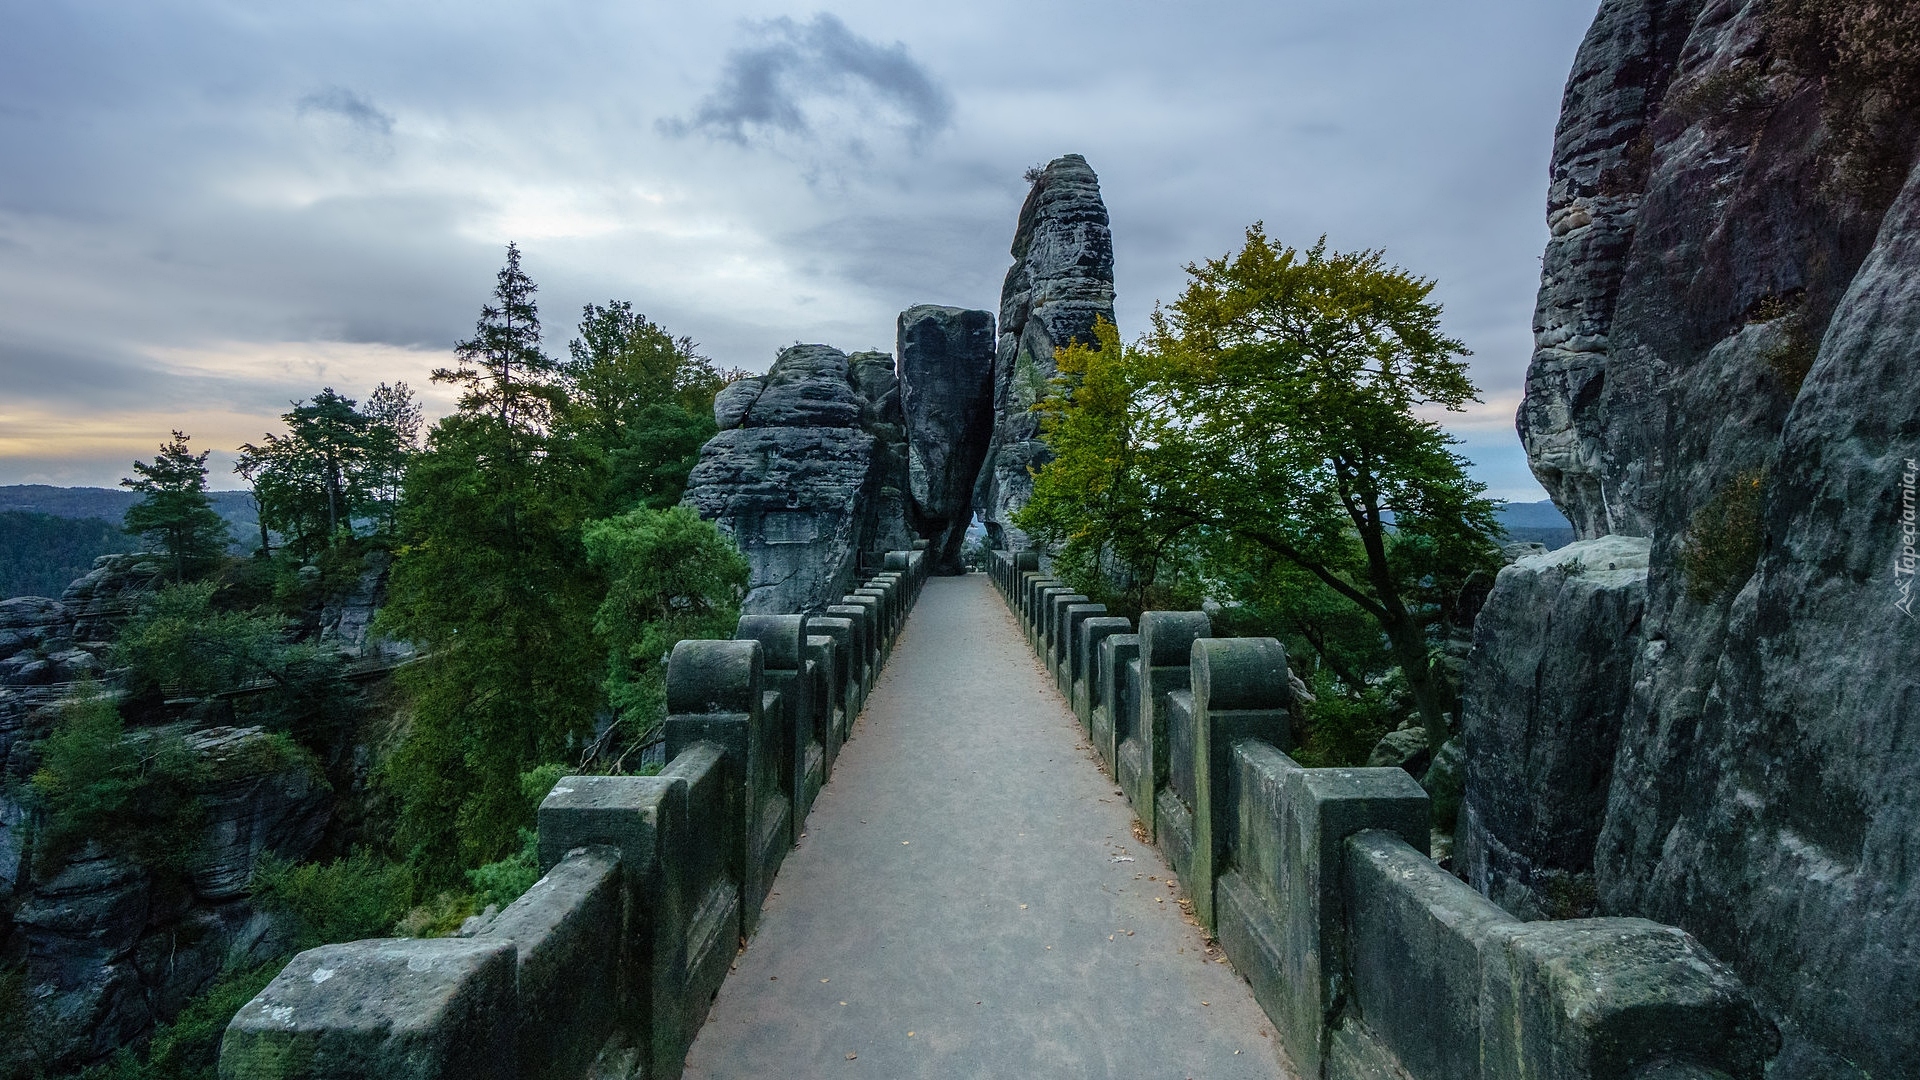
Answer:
[[1019, 226, 1501, 752], [235, 389, 375, 556], [380, 246, 604, 884], [434, 241, 562, 467], [559, 301, 732, 514], [115, 582, 350, 745], [122, 431, 231, 581], [27, 685, 207, 870], [583, 505, 748, 756], [363, 380, 423, 533]]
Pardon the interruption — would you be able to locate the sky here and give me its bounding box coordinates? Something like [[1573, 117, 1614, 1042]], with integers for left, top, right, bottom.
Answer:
[[0, 0, 1600, 499]]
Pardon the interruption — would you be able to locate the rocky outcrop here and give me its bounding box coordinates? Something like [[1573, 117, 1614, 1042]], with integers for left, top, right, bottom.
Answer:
[[1469, 2, 1920, 1073], [61, 553, 165, 645], [1457, 537, 1649, 921], [847, 351, 920, 560], [898, 305, 996, 573], [978, 154, 1116, 551], [8, 725, 326, 1071], [685, 345, 915, 615]]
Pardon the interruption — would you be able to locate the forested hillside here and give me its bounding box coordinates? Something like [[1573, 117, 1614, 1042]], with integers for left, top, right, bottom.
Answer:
[[0, 512, 135, 599]]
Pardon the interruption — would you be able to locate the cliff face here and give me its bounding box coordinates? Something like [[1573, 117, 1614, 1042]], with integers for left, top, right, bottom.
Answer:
[[1467, 1, 1920, 1073], [685, 344, 917, 615], [977, 154, 1116, 551], [898, 305, 996, 574]]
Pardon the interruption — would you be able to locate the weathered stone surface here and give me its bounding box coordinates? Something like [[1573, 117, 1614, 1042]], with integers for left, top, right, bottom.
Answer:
[[897, 305, 996, 573], [62, 553, 165, 644], [712, 376, 765, 431], [684, 345, 914, 615], [1458, 537, 1648, 921], [220, 938, 519, 1080], [1482, 1, 1920, 1070], [847, 351, 919, 559], [185, 726, 332, 901], [317, 550, 410, 662], [978, 154, 1116, 550]]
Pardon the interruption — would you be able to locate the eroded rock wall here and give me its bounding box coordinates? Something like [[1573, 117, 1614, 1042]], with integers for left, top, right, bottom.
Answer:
[[898, 305, 996, 573], [685, 344, 914, 615], [978, 154, 1116, 551], [1468, 1, 1920, 1072]]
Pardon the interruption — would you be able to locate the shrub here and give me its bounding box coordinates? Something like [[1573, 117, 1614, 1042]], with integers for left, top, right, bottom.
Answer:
[[395, 892, 476, 938], [1681, 470, 1768, 603], [28, 687, 207, 871], [251, 850, 415, 951], [468, 828, 540, 911], [1663, 63, 1774, 127], [1292, 670, 1398, 769]]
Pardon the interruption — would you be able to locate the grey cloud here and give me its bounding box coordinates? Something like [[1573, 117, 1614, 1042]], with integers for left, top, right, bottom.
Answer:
[[297, 86, 395, 136], [662, 14, 953, 147]]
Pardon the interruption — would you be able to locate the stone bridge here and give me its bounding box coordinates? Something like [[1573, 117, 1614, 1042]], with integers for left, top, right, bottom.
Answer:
[[215, 548, 1775, 1080]]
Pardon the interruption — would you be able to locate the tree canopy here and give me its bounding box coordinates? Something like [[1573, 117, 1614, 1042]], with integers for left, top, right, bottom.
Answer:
[[1018, 226, 1502, 753], [378, 244, 741, 882], [122, 431, 231, 581]]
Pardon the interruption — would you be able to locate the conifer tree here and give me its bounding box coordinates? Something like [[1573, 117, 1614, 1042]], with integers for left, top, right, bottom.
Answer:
[[122, 431, 230, 581]]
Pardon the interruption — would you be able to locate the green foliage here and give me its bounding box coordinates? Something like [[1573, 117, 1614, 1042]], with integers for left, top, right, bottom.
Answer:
[[1663, 62, 1774, 128], [1018, 225, 1503, 750], [251, 850, 415, 951], [1681, 470, 1768, 603], [468, 828, 540, 911], [381, 248, 604, 884], [27, 687, 207, 871], [114, 582, 349, 745], [466, 765, 569, 909], [121, 431, 232, 582], [433, 241, 564, 458], [584, 506, 748, 755], [395, 892, 476, 939], [63, 963, 282, 1080], [1291, 670, 1399, 769], [363, 381, 424, 533], [235, 385, 420, 556], [560, 301, 734, 516], [0, 511, 134, 600]]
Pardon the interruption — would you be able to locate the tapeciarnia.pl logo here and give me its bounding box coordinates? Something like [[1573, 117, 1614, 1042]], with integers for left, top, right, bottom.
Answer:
[[1898, 458, 1918, 619]]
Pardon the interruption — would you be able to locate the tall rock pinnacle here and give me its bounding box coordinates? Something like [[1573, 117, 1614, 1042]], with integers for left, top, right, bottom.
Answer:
[[976, 154, 1116, 551]]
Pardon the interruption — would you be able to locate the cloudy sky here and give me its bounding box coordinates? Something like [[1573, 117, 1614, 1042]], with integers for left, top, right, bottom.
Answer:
[[0, 0, 1598, 499]]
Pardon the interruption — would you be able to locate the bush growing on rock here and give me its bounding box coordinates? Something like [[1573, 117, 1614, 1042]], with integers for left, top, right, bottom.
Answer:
[[27, 686, 207, 871]]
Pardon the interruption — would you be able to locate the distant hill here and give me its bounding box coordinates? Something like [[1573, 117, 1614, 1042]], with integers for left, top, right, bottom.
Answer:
[[0, 485, 260, 548], [0, 511, 137, 599], [1494, 499, 1574, 551], [0, 487, 261, 599]]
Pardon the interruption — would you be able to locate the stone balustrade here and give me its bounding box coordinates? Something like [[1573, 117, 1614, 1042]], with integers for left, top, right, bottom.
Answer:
[[217, 547, 930, 1080], [988, 550, 1778, 1079]]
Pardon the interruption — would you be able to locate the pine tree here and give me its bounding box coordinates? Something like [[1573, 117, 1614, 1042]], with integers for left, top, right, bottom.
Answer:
[[434, 242, 561, 463], [122, 431, 231, 582]]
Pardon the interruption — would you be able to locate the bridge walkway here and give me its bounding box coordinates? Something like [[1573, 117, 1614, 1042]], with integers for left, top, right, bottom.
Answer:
[[684, 574, 1290, 1079]]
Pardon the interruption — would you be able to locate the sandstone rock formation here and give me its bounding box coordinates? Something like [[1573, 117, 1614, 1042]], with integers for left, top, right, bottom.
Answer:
[[685, 344, 915, 615], [1457, 536, 1649, 921], [898, 305, 996, 573], [978, 154, 1116, 551], [9, 726, 326, 1071], [1466, 3, 1920, 1072]]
